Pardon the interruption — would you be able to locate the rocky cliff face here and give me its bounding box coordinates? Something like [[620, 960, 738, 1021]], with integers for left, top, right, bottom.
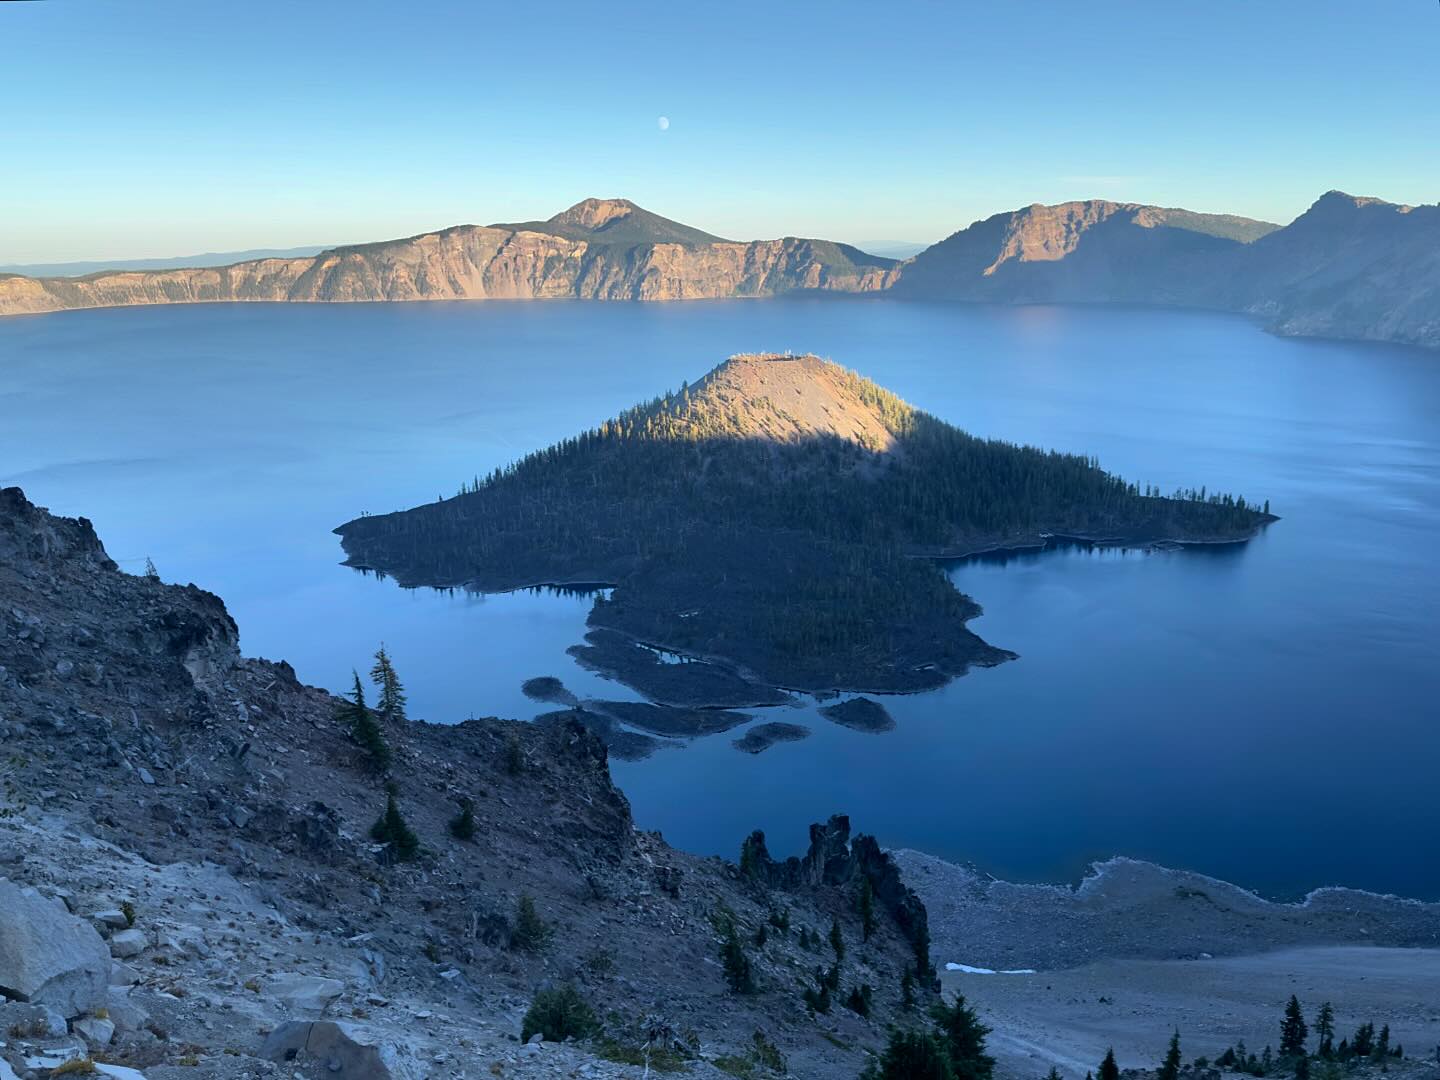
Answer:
[[1225, 191, 1440, 348], [0, 199, 897, 316], [0, 487, 931, 1078], [896, 192, 1440, 350], [894, 200, 1275, 305]]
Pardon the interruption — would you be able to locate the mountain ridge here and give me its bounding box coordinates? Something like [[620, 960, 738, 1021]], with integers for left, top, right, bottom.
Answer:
[[897, 190, 1440, 349], [0, 198, 897, 315], [3, 191, 1438, 351]]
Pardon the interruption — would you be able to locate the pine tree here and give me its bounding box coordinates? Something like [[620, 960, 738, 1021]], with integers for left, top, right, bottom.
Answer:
[[1350, 1023, 1375, 1059], [448, 797, 476, 841], [720, 924, 754, 993], [1375, 1025, 1390, 1059], [1159, 1031, 1182, 1080], [900, 967, 916, 1009], [1046, 1069, 1063, 1080], [143, 556, 160, 580], [511, 895, 551, 952], [1314, 1002, 1335, 1058], [859, 876, 877, 941], [369, 786, 418, 861], [370, 644, 407, 723], [830, 916, 845, 963], [1281, 995, 1309, 1057], [864, 1029, 955, 1080], [1295, 1055, 1310, 1080], [338, 671, 391, 770], [932, 994, 994, 1080], [1099, 1048, 1119, 1080]]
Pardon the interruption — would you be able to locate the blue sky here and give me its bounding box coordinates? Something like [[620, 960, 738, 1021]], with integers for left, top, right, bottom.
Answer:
[[2, 0, 1436, 262]]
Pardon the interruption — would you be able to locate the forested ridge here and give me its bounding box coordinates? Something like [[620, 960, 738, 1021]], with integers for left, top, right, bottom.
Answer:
[[336, 354, 1274, 693]]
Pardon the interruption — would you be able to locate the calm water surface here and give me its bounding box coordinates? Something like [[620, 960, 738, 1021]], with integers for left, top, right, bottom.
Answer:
[[3, 299, 1436, 898]]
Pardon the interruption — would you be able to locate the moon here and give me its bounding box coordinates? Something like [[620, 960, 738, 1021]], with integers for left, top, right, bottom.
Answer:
[[657, 116, 670, 132]]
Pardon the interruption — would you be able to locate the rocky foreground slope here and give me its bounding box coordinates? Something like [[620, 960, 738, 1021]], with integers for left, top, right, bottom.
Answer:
[[0, 199, 896, 315], [0, 487, 935, 1079]]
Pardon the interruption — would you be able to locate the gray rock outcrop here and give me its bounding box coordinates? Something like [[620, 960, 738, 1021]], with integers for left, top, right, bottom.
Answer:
[[260, 1020, 406, 1079], [0, 877, 109, 1017]]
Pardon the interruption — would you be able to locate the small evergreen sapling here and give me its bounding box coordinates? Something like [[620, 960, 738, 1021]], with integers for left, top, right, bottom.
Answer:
[[339, 670, 391, 770], [369, 644, 407, 723], [448, 797, 476, 841], [1281, 995, 1310, 1057], [720, 923, 754, 994], [859, 876, 877, 941], [1159, 1031, 1183, 1080], [1315, 1002, 1335, 1058], [933, 993, 994, 1080], [511, 895, 551, 952], [369, 786, 418, 861]]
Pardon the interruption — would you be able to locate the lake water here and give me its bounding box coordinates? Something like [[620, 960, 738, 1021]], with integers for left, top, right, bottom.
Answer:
[[3, 299, 1437, 899]]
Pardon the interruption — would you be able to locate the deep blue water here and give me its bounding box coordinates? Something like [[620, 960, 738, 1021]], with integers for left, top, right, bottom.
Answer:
[[2, 299, 1437, 899]]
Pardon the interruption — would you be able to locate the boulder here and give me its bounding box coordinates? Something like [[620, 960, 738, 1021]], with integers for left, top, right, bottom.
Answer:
[[74, 1014, 116, 1045], [259, 1020, 407, 1079], [265, 972, 345, 1015], [94, 1066, 149, 1080], [109, 960, 141, 986], [104, 994, 150, 1034], [0, 878, 109, 1017], [0, 1000, 67, 1037], [108, 928, 148, 958]]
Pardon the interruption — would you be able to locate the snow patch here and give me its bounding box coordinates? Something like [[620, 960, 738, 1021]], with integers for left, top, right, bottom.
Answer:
[[945, 962, 1037, 975]]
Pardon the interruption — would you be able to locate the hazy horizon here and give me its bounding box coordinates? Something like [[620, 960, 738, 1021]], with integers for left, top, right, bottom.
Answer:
[[3, 0, 1436, 264]]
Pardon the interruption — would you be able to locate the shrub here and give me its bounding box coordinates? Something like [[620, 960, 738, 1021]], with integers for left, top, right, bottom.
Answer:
[[448, 798, 476, 841], [802, 981, 831, 1014], [844, 984, 873, 1017], [521, 984, 595, 1043], [504, 734, 524, 776], [715, 1031, 787, 1078], [511, 895, 551, 952]]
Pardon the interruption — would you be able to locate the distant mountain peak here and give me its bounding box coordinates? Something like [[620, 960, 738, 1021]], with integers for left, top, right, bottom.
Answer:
[[1307, 190, 1409, 215], [548, 197, 640, 230], [496, 197, 730, 247]]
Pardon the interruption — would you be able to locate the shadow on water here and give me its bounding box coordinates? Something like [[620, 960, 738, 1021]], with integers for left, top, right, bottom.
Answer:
[[941, 534, 1255, 571], [349, 565, 611, 601]]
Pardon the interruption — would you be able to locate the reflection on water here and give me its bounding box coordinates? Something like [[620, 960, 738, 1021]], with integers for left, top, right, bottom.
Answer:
[[3, 299, 1437, 898]]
